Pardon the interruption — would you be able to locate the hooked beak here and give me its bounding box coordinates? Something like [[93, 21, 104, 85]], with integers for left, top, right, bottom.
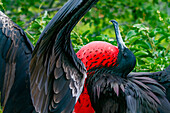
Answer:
[[110, 20, 127, 52]]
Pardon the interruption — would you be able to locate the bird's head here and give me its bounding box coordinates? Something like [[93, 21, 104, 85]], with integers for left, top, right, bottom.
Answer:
[[76, 20, 136, 78], [110, 20, 136, 77]]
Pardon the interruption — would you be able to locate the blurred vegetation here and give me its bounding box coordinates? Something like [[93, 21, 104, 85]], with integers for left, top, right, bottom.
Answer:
[[0, 0, 169, 112]]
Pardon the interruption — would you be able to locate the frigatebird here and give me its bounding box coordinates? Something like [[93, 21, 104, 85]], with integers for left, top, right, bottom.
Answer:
[[74, 20, 170, 113], [0, 0, 99, 112]]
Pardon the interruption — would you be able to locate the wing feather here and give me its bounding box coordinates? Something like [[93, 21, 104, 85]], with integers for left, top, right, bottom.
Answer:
[[30, 0, 98, 112], [87, 72, 169, 113], [127, 73, 170, 113], [129, 66, 170, 102], [0, 11, 34, 113]]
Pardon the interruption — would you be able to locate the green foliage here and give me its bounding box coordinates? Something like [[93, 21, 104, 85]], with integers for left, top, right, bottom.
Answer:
[[26, 11, 51, 45], [0, 107, 2, 113], [126, 23, 170, 72], [1, 0, 169, 72]]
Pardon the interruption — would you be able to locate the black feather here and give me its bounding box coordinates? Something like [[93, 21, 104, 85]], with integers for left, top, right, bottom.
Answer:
[[0, 11, 35, 113], [87, 72, 168, 113]]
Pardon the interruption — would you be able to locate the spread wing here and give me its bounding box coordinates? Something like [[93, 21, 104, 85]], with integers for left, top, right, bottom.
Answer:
[[130, 65, 170, 102], [0, 11, 34, 112], [87, 72, 169, 113], [30, 0, 98, 113], [128, 72, 170, 113]]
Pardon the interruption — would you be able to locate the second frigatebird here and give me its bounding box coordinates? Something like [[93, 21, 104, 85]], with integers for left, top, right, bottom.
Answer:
[[74, 20, 170, 113]]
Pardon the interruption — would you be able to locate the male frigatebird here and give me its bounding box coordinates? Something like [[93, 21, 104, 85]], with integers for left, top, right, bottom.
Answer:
[[74, 65, 170, 113], [74, 20, 170, 113], [0, 0, 99, 112]]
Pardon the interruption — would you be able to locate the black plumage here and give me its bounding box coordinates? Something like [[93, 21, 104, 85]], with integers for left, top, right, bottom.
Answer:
[[129, 65, 170, 102], [0, 0, 99, 113], [87, 72, 169, 113], [30, 0, 98, 112], [0, 11, 35, 113]]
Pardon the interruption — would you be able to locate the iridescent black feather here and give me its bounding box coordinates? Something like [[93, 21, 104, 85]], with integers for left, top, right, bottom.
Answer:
[[87, 72, 169, 113], [0, 11, 35, 113]]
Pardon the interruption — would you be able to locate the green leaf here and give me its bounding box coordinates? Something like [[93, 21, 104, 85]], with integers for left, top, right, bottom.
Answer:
[[82, 30, 90, 37], [134, 50, 149, 56], [141, 58, 150, 63], [128, 36, 140, 44], [149, 28, 162, 37], [146, 57, 155, 63], [30, 21, 41, 29], [133, 24, 149, 32], [157, 36, 166, 44], [135, 40, 150, 49], [125, 30, 137, 39]]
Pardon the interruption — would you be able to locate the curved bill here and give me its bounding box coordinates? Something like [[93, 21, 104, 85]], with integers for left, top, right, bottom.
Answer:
[[110, 20, 127, 51]]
